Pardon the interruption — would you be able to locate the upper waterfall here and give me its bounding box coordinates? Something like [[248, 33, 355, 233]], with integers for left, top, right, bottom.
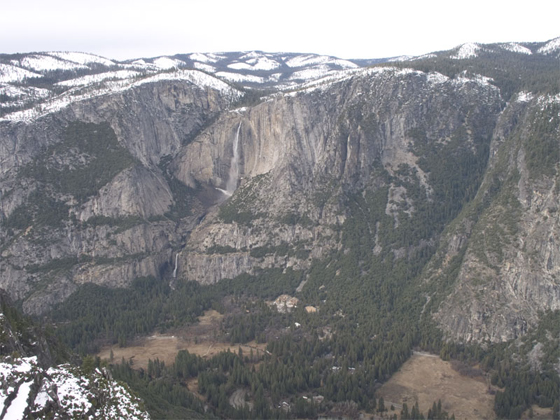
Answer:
[[219, 122, 242, 197]]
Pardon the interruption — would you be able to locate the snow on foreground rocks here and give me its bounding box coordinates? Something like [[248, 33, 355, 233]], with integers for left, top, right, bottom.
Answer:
[[0, 356, 150, 419]]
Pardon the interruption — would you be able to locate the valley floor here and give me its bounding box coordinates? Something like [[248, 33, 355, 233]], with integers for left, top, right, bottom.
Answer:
[[97, 309, 267, 370], [98, 309, 507, 420]]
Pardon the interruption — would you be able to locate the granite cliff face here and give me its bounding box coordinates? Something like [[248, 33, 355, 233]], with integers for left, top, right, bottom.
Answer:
[[1, 42, 559, 343], [432, 93, 560, 342], [176, 68, 503, 285], [0, 76, 237, 313]]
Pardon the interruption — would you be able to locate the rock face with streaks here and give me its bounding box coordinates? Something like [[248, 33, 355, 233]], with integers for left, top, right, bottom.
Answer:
[[432, 94, 560, 342], [176, 68, 503, 287]]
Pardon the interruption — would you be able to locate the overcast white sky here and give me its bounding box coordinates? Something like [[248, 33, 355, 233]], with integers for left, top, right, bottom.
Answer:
[[2, 0, 559, 61]]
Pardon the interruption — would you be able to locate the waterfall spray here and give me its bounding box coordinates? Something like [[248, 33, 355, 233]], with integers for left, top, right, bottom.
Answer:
[[220, 122, 242, 197], [173, 252, 180, 278]]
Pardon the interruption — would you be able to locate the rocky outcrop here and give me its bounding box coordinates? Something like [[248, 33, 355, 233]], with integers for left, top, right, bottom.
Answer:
[[0, 291, 150, 419], [76, 165, 174, 220]]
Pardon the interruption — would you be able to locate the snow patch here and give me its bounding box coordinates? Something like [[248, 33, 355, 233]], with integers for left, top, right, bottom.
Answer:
[[134, 70, 238, 94], [56, 70, 141, 87], [48, 366, 93, 415], [239, 51, 264, 60], [0, 84, 50, 99], [249, 57, 282, 70], [538, 93, 560, 106], [452, 72, 493, 87], [0, 64, 42, 83], [194, 62, 216, 72], [451, 43, 480, 59], [18, 55, 88, 72], [1, 355, 150, 419], [216, 72, 266, 84], [47, 52, 116, 66], [388, 55, 413, 62], [427, 72, 449, 84], [289, 64, 334, 80], [228, 62, 253, 70], [190, 52, 225, 63], [94, 380, 150, 419], [410, 53, 437, 61], [5, 380, 33, 420], [516, 91, 534, 102], [500, 43, 532, 55], [228, 56, 281, 71], [153, 57, 185, 69], [537, 37, 560, 55], [286, 55, 357, 69], [0, 357, 38, 415]]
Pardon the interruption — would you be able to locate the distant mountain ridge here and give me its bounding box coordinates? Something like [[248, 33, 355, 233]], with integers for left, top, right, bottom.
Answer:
[[1, 36, 559, 122]]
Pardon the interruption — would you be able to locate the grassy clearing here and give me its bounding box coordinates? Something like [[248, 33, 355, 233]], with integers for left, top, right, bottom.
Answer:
[[377, 352, 496, 420], [97, 310, 267, 370]]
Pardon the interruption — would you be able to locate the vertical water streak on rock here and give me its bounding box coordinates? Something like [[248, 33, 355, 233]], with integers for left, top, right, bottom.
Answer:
[[173, 252, 180, 278], [225, 122, 242, 195]]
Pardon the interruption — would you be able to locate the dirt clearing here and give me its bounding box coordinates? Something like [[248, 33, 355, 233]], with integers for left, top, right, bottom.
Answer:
[[97, 310, 267, 370], [377, 352, 496, 419]]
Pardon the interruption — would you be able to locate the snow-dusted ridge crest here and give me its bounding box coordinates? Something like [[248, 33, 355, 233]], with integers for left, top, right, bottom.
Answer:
[[47, 51, 117, 66], [537, 36, 560, 55], [1, 37, 557, 121], [1, 69, 242, 123], [285, 66, 496, 96]]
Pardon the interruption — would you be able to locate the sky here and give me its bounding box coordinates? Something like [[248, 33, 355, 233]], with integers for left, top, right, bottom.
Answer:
[[2, 0, 559, 61]]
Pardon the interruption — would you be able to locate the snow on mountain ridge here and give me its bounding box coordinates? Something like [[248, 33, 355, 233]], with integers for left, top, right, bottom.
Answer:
[[228, 62, 255, 70], [289, 66, 496, 99], [538, 37, 560, 55], [227, 57, 281, 71], [216, 71, 266, 84], [47, 51, 116, 66], [500, 43, 532, 54], [189, 52, 224, 63], [0, 63, 42, 83], [0, 84, 50, 99], [153, 57, 186, 69], [285, 54, 357, 69], [451, 43, 481, 59], [1, 69, 241, 123], [194, 62, 216, 72], [17, 54, 89, 72], [56, 70, 142, 87], [246, 56, 282, 70], [239, 51, 266, 60], [288, 64, 335, 80]]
